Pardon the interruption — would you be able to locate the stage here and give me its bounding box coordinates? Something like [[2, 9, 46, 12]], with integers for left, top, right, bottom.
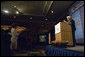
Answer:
[[64, 45, 84, 53]]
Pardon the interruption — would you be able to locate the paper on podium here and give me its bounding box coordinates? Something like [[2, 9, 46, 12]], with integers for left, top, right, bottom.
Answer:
[[55, 22, 61, 34], [55, 22, 72, 34]]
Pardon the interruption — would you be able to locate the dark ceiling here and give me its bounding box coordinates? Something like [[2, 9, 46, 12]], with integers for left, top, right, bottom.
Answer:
[[1, 1, 75, 31], [1, 1, 53, 16]]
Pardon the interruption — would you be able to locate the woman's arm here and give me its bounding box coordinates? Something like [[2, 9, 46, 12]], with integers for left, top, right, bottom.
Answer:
[[63, 20, 68, 24]]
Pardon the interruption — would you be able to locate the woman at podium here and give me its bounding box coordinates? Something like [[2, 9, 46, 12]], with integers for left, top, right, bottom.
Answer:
[[63, 16, 76, 46]]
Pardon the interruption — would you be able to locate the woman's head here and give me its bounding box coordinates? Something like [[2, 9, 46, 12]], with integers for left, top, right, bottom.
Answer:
[[66, 16, 71, 21]]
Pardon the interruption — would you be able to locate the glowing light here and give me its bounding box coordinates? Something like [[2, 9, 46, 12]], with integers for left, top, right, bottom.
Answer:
[[3, 10, 9, 13], [14, 6, 16, 7], [1, 25, 27, 32], [16, 11, 19, 14], [51, 10, 53, 13]]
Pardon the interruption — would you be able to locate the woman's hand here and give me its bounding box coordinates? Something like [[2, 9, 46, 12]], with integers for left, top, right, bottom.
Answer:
[[63, 20, 68, 24], [63, 20, 67, 22]]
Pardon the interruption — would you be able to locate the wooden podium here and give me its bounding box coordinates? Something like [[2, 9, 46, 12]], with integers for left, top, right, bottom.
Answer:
[[54, 22, 73, 46]]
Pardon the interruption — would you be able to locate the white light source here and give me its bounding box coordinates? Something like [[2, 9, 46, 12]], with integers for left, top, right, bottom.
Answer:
[[51, 10, 53, 13], [3, 10, 9, 13], [14, 6, 16, 7], [16, 11, 19, 14]]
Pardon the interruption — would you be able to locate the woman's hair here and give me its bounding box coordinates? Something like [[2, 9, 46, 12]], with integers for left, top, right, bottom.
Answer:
[[66, 16, 71, 19]]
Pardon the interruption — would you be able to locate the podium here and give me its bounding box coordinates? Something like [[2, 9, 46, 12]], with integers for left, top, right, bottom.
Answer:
[[54, 22, 73, 46]]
